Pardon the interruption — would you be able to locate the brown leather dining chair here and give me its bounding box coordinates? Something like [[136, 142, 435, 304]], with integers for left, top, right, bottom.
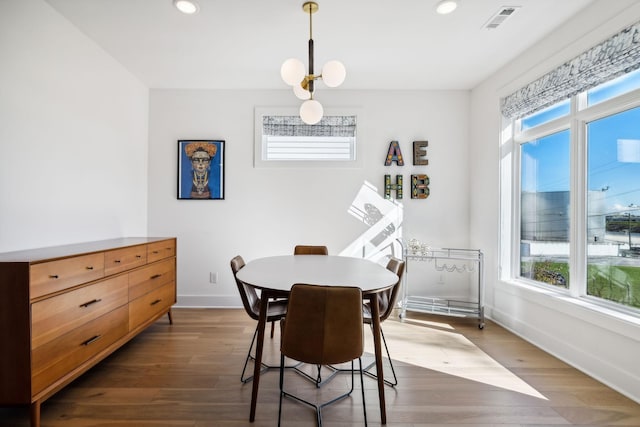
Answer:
[[292, 244, 330, 386], [278, 284, 367, 427], [230, 255, 288, 383], [293, 245, 329, 255], [362, 256, 405, 387]]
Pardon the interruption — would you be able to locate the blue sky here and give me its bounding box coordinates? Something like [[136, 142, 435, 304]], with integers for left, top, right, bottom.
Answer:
[[521, 69, 640, 215], [588, 107, 640, 214]]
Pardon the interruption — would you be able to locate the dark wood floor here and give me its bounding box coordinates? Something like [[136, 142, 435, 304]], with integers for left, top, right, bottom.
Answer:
[[2, 308, 639, 426]]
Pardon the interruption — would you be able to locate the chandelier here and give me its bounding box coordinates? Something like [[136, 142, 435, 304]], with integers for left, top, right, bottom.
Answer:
[[280, 2, 346, 125]]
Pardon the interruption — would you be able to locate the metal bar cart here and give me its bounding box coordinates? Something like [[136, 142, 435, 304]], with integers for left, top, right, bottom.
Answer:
[[399, 240, 485, 329]]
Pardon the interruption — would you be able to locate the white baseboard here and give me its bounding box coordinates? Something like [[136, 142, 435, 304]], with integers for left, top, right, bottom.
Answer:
[[175, 294, 241, 308]]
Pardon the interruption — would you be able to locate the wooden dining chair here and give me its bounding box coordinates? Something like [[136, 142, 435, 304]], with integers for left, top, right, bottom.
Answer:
[[362, 257, 405, 387], [230, 255, 288, 383], [278, 284, 367, 427], [293, 245, 329, 255]]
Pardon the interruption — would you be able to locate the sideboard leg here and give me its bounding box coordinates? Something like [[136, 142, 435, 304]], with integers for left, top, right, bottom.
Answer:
[[30, 401, 41, 427], [167, 309, 174, 325]]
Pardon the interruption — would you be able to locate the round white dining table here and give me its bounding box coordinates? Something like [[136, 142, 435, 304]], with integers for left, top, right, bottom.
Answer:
[[236, 254, 399, 424]]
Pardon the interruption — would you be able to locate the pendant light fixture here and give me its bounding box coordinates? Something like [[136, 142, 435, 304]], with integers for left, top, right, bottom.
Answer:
[[280, 2, 346, 125]]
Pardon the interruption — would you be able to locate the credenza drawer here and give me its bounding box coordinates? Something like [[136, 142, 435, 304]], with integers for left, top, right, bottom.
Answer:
[[147, 240, 176, 264], [31, 305, 128, 395], [129, 282, 176, 331], [31, 275, 129, 349], [129, 258, 175, 301], [30, 253, 105, 300], [0, 237, 176, 427], [104, 245, 147, 276]]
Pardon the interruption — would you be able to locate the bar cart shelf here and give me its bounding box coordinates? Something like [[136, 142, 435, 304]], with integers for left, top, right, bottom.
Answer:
[[399, 243, 485, 329]]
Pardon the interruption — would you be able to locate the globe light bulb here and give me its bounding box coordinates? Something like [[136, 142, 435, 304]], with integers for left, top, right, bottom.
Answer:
[[321, 60, 346, 87], [300, 99, 323, 125], [293, 83, 311, 100], [281, 58, 306, 86]]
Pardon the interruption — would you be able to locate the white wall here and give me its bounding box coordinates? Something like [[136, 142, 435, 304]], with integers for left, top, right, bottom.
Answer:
[[5, 0, 638, 408], [0, 0, 149, 252], [470, 0, 640, 403], [147, 89, 470, 307]]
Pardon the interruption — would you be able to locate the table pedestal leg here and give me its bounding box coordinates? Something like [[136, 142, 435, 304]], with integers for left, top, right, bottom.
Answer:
[[369, 295, 387, 424], [249, 294, 269, 422]]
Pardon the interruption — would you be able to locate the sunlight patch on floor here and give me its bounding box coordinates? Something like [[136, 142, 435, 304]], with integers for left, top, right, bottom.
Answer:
[[364, 319, 548, 400]]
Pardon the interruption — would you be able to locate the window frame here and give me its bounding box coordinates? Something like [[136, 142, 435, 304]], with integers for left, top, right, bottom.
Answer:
[[253, 106, 364, 169], [503, 80, 640, 316]]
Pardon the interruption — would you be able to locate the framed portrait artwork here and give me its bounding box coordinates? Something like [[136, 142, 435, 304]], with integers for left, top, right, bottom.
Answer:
[[177, 140, 225, 200]]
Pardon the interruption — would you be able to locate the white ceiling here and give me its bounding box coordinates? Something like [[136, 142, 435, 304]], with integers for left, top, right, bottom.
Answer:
[[44, 0, 595, 90]]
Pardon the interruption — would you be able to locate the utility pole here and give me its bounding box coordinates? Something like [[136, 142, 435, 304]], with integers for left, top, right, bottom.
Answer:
[[628, 204, 637, 249], [628, 212, 632, 248]]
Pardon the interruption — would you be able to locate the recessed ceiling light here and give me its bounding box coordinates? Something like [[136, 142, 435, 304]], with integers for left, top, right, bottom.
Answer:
[[435, 0, 458, 15], [173, 0, 199, 15]]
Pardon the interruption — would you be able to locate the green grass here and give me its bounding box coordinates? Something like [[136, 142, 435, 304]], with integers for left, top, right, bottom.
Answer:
[[588, 264, 640, 308], [521, 259, 640, 309]]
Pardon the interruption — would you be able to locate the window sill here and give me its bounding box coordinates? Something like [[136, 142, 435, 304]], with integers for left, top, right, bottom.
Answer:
[[495, 279, 640, 341]]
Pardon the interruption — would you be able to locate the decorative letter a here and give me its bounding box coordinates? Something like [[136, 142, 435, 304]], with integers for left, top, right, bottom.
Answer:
[[384, 140, 404, 166]]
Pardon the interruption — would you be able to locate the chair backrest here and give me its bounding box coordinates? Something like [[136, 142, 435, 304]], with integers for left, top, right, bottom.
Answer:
[[377, 257, 405, 322], [230, 255, 260, 320], [293, 245, 329, 255], [281, 284, 363, 365]]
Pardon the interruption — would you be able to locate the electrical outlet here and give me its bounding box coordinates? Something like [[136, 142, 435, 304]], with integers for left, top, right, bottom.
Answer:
[[209, 272, 218, 284]]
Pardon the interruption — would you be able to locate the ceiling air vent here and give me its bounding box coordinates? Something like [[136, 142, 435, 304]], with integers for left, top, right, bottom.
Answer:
[[484, 6, 520, 29]]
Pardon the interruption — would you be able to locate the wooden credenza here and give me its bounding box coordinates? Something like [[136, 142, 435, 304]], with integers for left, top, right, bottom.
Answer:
[[0, 237, 177, 427]]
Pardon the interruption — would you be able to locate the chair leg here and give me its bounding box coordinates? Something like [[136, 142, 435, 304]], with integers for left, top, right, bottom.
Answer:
[[240, 325, 264, 383], [291, 363, 342, 388], [281, 359, 357, 426], [242, 322, 302, 384], [278, 353, 285, 427], [359, 357, 368, 427], [379, 326, 398, 386], [271, 320, 276, 338], [364, 325, 398, 387]]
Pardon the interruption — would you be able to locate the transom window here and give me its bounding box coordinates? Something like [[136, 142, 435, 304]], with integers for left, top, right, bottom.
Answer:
[[254, 107, 361, 168], [262, 116, 356, 161]]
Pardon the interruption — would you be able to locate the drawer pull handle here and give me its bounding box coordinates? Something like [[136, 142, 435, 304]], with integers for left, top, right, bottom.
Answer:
[[150, 299, 162, 306], [86, 266, 94, 270], [114, 260, 121, 264], [136, 255, 142, 259], [150, 274, 162, 279], [152, 250, 160, 254], [82, 335, 102, 346], [49, 275, 59, 279], [79, 298, 102, 308]]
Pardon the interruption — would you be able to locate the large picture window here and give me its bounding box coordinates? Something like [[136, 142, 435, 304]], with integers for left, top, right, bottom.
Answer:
[[504, 68, 640, 314], [502, 20, 640, 314]]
